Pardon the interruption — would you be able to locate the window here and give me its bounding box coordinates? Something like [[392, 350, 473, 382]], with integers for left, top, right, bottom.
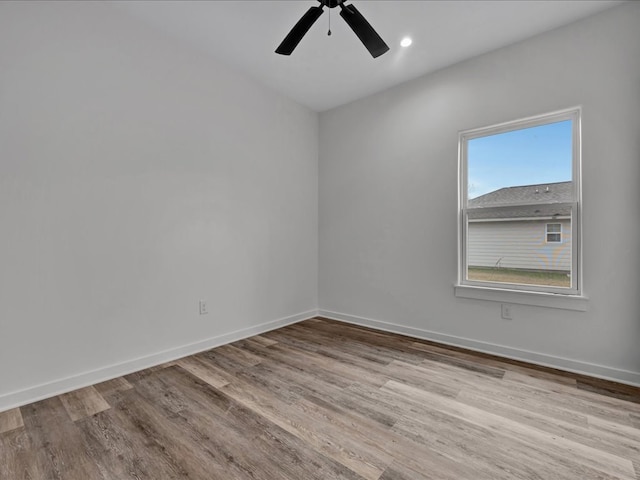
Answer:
[[546, 223, 562, 243], [458, 108, 581, 296]]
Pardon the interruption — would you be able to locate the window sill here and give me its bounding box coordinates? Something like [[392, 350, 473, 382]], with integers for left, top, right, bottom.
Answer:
[[454, 284, 589, 311]]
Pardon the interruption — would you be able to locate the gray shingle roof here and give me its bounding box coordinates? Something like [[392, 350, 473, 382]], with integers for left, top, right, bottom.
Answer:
[[468, 181, 572, 220]]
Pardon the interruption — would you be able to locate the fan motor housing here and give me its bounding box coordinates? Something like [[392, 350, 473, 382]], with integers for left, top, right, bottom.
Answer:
[[322, 0, 344, 8]]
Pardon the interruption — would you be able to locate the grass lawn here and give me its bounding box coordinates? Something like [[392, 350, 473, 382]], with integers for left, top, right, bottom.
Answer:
[[468, 267, 571, 287]]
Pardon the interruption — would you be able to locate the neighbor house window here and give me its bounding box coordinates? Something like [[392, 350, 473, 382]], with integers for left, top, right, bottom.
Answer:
[[546, 223, 562, 243], [458, 108, 581, 296]]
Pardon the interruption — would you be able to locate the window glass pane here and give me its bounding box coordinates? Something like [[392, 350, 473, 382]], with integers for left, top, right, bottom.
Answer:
[[547, 233, 562, 243], [467, 213, 571, 288], [465, 119, 574, 289], [467, 120, 573, 201]]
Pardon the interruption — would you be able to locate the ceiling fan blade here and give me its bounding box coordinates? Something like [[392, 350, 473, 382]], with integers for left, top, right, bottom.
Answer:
[[276, 6, 324, 55], [339, 4, 389, 58]]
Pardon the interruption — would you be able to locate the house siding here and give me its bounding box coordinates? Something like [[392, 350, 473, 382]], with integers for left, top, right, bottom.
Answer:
[[468, 219, 571, 271]]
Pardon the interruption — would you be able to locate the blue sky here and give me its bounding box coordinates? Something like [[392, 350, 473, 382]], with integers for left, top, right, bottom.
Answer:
[[467, 119, 573, 199]]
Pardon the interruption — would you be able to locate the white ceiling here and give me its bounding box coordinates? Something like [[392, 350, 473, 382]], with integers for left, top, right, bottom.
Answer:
[[115, 0, 625, 112]]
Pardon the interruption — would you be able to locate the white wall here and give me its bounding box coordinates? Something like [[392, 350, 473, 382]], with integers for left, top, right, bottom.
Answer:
[[0, 1, 318, 410], [319, 3, 640, 384], [2, 2, 638, 412]]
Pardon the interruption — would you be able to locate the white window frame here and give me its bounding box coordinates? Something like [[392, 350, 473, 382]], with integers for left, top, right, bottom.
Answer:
[[456, 107, 584, 306], [546, 223, 562, 243]]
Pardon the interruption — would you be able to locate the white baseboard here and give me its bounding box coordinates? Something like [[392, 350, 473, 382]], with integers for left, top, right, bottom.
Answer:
[[0, 310, 318, 413], [4, 307, 637, 413], [319, 309, 640, 388]]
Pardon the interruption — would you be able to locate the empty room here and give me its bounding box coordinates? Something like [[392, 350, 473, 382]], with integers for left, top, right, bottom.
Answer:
[[1, 1, 639, 478]]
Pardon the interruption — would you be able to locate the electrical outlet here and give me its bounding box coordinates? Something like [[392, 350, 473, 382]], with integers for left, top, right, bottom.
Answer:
[[501, 304, 513, 320], [199, 300, 208, 315]]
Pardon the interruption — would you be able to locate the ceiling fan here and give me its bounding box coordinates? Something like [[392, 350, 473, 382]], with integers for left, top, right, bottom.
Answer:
[[275, 0, 390, 58]]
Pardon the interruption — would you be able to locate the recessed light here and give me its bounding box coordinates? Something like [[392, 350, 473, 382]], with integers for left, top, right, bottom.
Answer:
[[400, 37, 412, 48]]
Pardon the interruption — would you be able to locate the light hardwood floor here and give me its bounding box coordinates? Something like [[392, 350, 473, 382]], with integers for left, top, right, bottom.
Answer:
[[1, 318, 639, 479]]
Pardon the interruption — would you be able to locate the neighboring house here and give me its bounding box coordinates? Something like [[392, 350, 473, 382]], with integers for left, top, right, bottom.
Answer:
[[467, 181, 572, 272]]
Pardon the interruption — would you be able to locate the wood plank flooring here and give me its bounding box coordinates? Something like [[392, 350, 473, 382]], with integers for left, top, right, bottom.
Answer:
[[1, 318, 639, 480]]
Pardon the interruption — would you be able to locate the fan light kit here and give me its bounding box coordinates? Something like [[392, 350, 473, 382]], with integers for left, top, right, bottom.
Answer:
[[400, 37, 412, 48], [275, 0, 389, 58]]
